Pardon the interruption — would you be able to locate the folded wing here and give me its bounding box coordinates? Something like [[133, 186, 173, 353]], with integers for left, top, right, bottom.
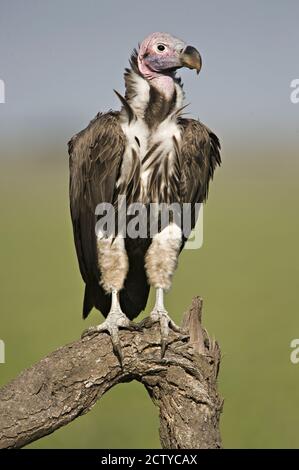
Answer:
[[68, 112, 126, 317]]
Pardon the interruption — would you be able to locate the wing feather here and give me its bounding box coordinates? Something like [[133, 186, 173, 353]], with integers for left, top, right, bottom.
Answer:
[[179, 118, 221, 234], [68, 111, 125, 314]]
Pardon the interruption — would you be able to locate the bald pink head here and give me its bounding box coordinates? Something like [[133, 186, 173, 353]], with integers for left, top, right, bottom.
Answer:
[[138, 32, 202, 78], [137, 32, 201, 98]]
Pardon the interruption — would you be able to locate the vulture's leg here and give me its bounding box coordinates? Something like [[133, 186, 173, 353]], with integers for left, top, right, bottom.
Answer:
[[145, 223, 182, 357], [82, 235, 137, 365], [150, 287, 180, 357]]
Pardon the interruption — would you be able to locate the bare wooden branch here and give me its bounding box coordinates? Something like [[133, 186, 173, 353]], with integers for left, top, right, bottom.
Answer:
[[0, 297, 223, 449]]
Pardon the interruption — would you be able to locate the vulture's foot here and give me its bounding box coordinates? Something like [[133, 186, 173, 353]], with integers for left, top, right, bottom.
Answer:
[[82, 309, 138, 365], [150, 308, 181, 358], [82, 290, 139, 366]]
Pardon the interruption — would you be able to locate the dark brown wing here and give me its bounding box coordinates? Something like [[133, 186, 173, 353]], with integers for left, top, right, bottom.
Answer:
[[179, 118, 221, 239], [68, 111, 125, 316]]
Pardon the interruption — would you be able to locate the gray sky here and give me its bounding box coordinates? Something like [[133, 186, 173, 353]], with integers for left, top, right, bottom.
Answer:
[[0, 0, 298, 158]]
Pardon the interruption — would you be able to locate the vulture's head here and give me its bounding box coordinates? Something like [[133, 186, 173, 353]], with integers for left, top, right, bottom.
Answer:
[[137, 32, 202, 78]]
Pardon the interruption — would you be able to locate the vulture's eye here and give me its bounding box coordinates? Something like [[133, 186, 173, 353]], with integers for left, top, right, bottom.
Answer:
[[157, 44, 166, 52]]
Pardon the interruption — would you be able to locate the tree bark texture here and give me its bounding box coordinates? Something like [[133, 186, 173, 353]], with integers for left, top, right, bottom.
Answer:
[[0, 297, 223, 449]]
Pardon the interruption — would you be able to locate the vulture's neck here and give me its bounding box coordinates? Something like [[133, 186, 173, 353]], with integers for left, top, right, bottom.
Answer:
[[123, 51, 185, 128]]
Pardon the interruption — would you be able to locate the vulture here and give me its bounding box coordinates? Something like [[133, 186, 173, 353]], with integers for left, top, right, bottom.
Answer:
[[68, 32, 221, 361]]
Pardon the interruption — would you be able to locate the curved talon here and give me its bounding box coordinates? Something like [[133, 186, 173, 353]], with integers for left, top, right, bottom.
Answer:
[[110, 326, 124, 365], [150, 308, 181, 358], [103, 319, 140, 365], [127, 321, 142, 331], [81, 326, 101, 339], [81, 301, 138, 366]]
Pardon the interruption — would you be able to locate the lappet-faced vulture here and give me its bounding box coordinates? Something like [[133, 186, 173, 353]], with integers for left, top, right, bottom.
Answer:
[[68, 32, 221, 361]]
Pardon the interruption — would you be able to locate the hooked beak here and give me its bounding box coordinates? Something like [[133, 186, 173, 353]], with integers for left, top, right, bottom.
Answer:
[[180, 45, 202, 74]]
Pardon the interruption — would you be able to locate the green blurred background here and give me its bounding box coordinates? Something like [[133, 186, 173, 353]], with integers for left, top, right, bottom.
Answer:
[[1, 0, 299, 449]]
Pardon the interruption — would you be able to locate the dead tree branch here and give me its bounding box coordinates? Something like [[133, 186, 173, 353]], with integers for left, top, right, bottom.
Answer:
[[0, 297, 223, 449]]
